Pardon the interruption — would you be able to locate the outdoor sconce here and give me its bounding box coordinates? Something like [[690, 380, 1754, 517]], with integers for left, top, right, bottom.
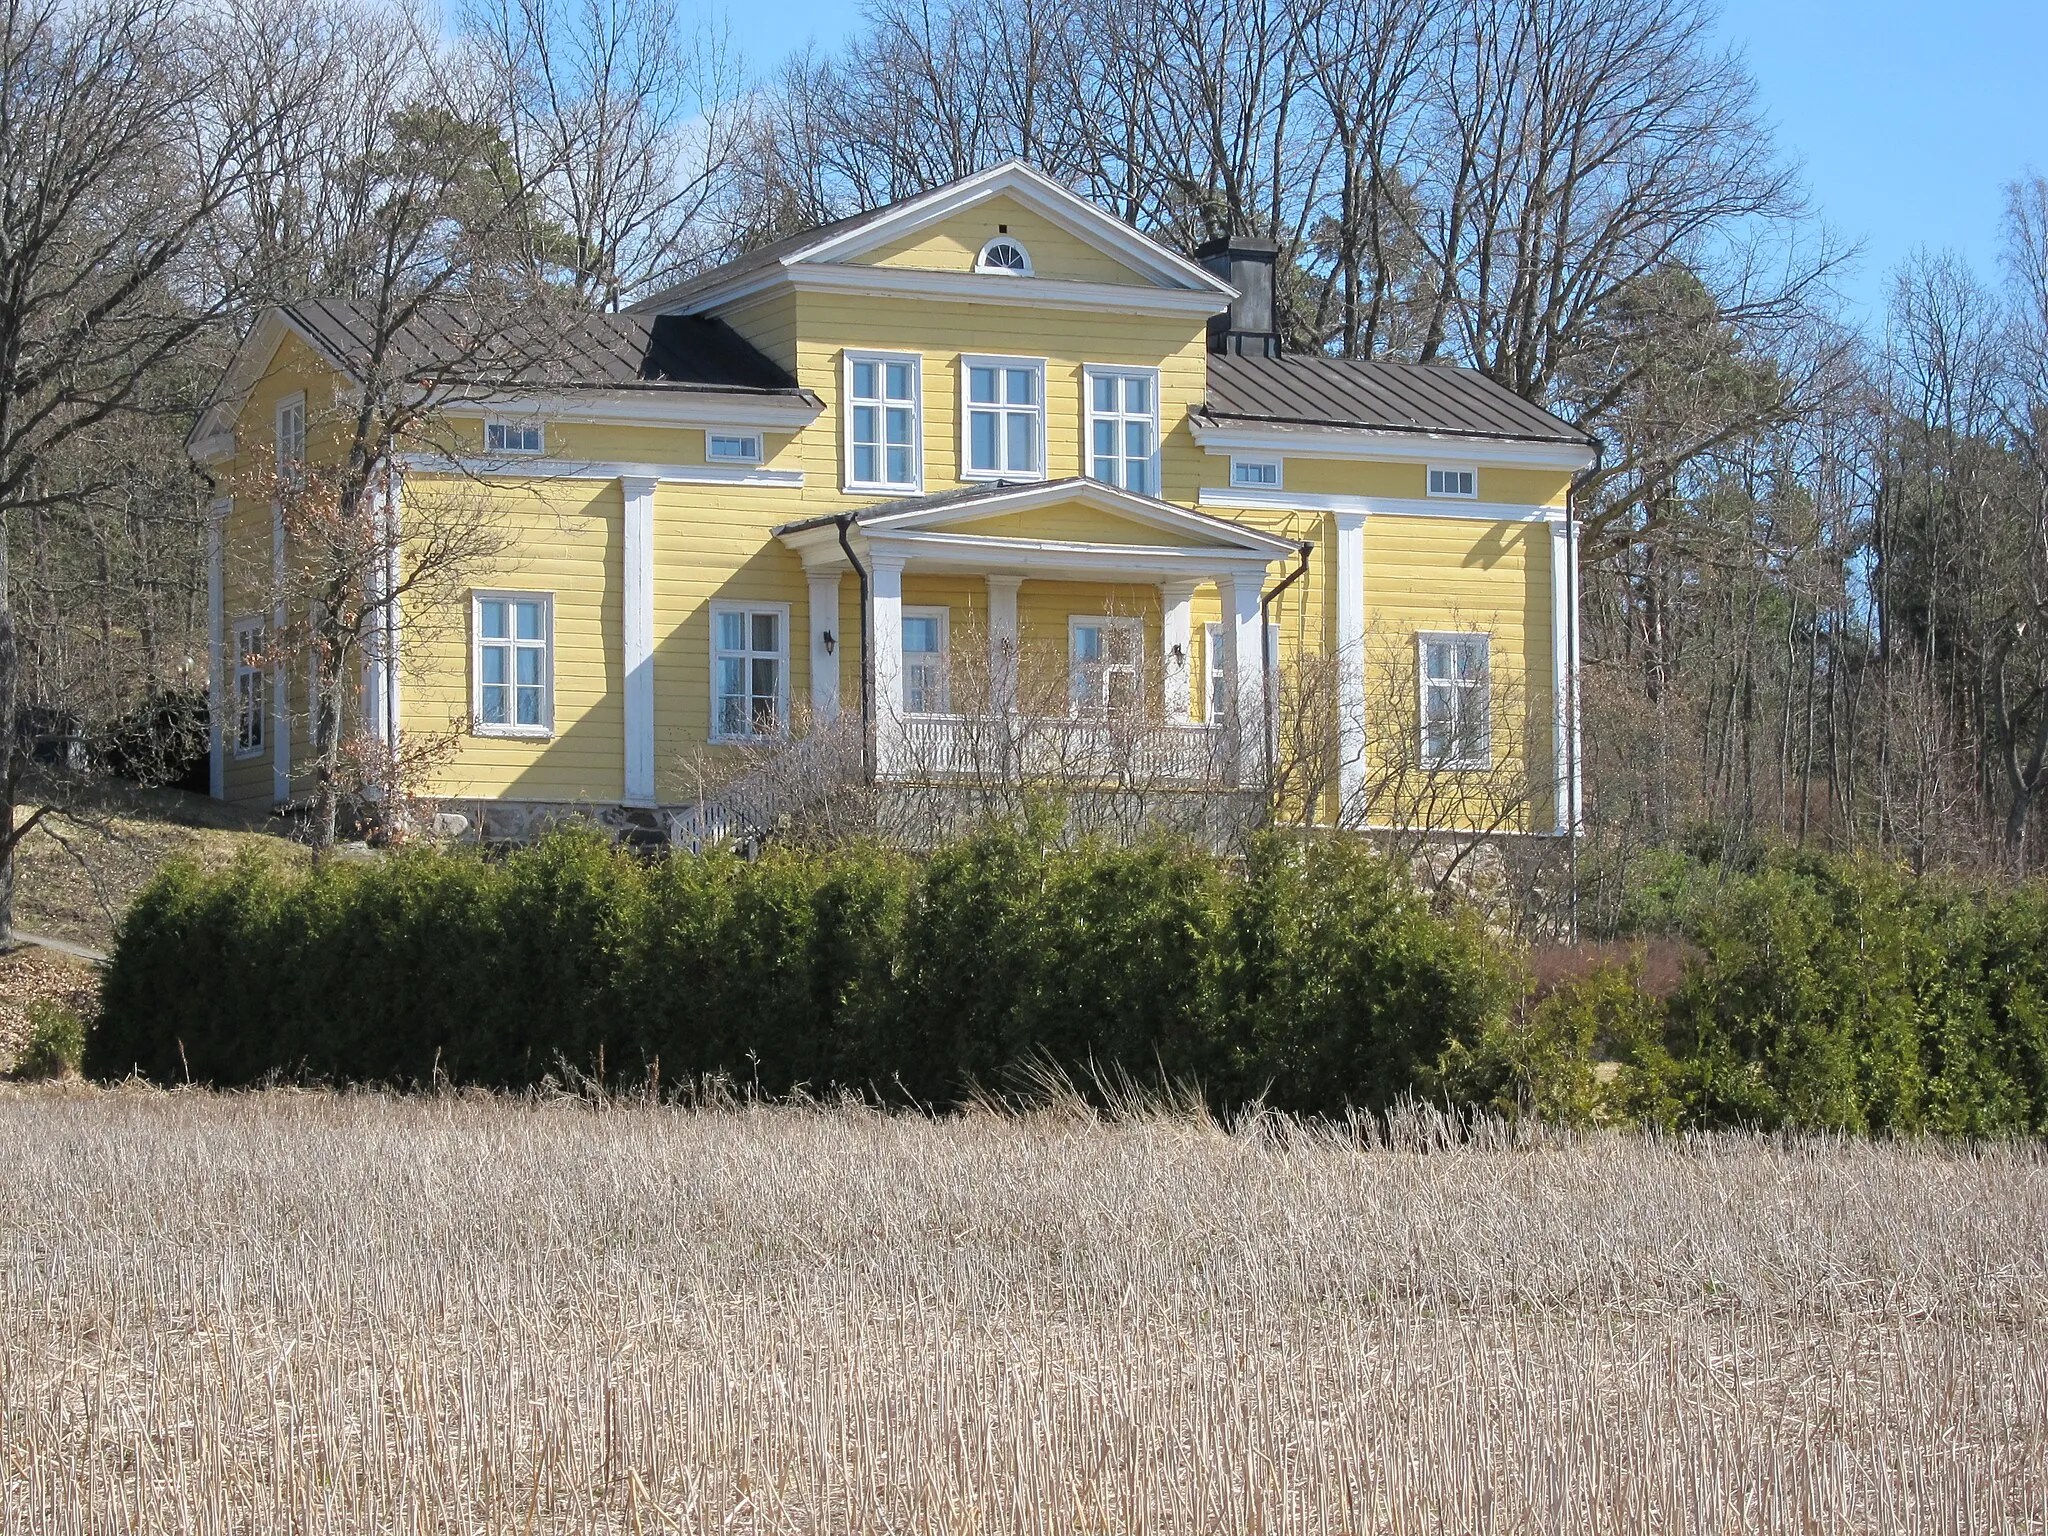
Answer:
[[822, 630, 836, 655], [1169, 643, 1186, 665]]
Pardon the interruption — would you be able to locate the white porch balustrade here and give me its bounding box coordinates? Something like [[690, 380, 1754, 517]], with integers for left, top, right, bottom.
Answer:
[[890, 712, 1240, 786]]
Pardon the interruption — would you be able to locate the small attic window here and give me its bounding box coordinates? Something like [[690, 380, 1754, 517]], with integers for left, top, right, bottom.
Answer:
[[975, 236, 1032, 276]]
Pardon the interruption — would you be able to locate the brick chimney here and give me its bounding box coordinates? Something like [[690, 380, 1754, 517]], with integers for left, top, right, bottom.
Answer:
[[1196, 235, 1281, 358]]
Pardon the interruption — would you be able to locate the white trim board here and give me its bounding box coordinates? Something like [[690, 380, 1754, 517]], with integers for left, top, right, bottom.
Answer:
[[1190, 420, 1596, 472], [396, 453, 804, 488], [447, 391, 820, 431], [1198, 487, 1562, 523]]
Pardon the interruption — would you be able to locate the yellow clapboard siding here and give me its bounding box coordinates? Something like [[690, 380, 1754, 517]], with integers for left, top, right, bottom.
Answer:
[[854, 195, 1151, 287]]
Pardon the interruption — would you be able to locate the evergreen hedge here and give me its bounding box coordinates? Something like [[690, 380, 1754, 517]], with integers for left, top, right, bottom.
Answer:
[[89, 827, 1510, 1112], [1449, 848, 2048, 1135], [90, 830, 2048, 1132]]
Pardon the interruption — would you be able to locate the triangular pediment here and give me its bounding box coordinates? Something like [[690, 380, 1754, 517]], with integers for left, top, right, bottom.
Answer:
[[853, 478, 1300, 558], [644, 162, 1236, 316]]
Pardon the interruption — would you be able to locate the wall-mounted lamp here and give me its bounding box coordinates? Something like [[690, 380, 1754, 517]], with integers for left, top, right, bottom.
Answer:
[[1168, 643, 1186, 665], [822, 630, 836, 655]]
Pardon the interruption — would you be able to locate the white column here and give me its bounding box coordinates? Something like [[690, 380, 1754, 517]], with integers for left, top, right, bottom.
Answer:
[[985, 574, 1021, 714], [871, 554, 906, 776], [1335, 511, 1368, 821], [807, 568, 843, 722], [383, 473, 402, 750], [1218, 569, 1266, 783], [207, 498, 226, 799], [1159, 580, 1198, 722], [621, 475, 657, 805], [1567, 514, 1584, 834], [1549, 514, 1571, 835], [271, 499, 289, 804]]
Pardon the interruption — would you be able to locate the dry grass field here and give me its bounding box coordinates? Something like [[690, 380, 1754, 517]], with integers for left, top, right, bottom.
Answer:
[[1, 1086, 2043, 1534]]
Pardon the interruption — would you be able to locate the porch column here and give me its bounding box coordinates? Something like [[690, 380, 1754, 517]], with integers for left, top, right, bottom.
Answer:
[[871, 553, 906, 776], [807, 568, 843, 723], [621, 475, 657, 805], [1218, 570, 1266, 783], [1335, 511, 1368, 820], [1159, 580, 1198, 722], [985, 574, 1021, 714]]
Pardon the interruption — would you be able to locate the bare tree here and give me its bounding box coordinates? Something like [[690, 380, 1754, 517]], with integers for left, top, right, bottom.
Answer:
[[0, 0, 253, 939], [461, 0, 750, 307]]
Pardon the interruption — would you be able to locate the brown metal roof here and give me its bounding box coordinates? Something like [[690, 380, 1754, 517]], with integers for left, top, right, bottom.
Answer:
[[282, 298, 815, 401], [627, 203, 908, 315], [1200, 353, 1588, 444]]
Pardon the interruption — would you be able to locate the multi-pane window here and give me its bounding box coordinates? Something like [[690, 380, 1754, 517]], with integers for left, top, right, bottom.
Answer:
[[474, 593, 552, 734], [847, 353, 920, 489], [1428, 465, 1477, 498], [975, 237, 1032, 274], [1071, 618, 1142, 717], [707, 432, 762, 464], [276, 396, 306, 485], [1204, 621, 1282, 724], [487, 421, 543, 454], [963, 358, 1042, 479], [1231, 457, 1281, 489], [1087, 369, 1158, 495], [902, 608, 949, 715], [1420, 633, 1491, 768], [713, 605, 786, 739], [232, 620, 265, 758]]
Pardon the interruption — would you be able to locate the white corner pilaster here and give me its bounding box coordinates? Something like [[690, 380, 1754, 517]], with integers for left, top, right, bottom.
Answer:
[[871, 554, 907, 776], [271, 499, 289, 804], [1334, 511, 1368, 821], [985, 574, 1022, 714], [1549, 515, 1570, 834], [621, 476, 657, 805], [207, 498, 226, 799], [1159, 580, 1198, 722], [1218, 570, 1266, 783], [807, 568, 844, 722]]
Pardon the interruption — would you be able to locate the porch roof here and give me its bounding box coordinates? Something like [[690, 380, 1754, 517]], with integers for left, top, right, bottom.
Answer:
[[775, 476, 1304, 583]]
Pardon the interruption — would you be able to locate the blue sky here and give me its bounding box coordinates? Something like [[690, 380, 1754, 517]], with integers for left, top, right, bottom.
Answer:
[[715, 0, 2048, 326]]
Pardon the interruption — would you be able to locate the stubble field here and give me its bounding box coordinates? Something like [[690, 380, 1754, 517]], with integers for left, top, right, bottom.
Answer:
[[1, 1085, 2043, 1533]]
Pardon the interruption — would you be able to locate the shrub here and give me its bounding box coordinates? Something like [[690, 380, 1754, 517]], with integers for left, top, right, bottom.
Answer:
[[14, 1000, 86, 1080]]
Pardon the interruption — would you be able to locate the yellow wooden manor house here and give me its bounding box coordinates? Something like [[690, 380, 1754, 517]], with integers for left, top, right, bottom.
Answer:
[[191, 162, 1594, 840]]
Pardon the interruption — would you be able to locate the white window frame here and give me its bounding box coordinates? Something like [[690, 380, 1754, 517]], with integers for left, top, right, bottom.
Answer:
[[705, 431, 763, 465], [1230, 455, 1283, 490], [709, 600, 791, 742], [1427, 464, 1478, 499], [486, 419, 545, 455], [471, 590, 555, 739], [843, 350, 923, 493], [1418, 631, 1492, 770], [1068, 615, 1144, 718], [275, 393, 306, 486], [975, 236, 1033, 276], [1204, 621, 1282, 726], [231, 617, 265, 759], [959, 354, 1046, 483], [901, 606, 951, 716], [1083, 365, 1162, 497]]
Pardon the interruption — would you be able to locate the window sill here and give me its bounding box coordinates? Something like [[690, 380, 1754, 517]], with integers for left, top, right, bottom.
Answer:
[[959, 469, 1044, 485], [842, 481, 923, 497], [473, 725, 554, 741], [232, 748, 265, 761]]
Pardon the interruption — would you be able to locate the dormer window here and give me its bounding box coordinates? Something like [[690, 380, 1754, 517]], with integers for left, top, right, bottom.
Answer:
[[975, 237, 1032, 276]]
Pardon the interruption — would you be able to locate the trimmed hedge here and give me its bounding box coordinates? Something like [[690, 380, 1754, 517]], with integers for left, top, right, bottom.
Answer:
[[89, 828, 1511, 1113]]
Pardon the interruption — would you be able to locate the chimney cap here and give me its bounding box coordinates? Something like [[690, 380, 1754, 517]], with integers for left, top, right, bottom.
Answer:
[[1194, 233, 1280, 259]]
